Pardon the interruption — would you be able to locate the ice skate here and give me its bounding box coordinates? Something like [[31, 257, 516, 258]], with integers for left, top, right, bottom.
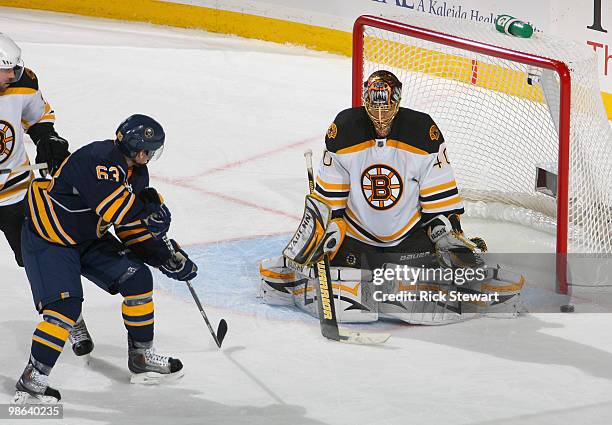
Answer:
[[69, 315, 94, 357], [128, 336, 184, 384], [13, 359, 61, 404]]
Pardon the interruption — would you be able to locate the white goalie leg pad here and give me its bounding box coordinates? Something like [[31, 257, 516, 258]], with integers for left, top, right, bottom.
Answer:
[[377, 262, 525, 324], [377, 262, 479, 325], [477, 266, 525, 318], [294, 267, 378, 323], [258, 257, 305, 306]]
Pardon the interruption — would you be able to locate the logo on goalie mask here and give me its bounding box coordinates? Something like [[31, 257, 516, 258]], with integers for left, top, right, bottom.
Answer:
[[361, 164, 403, 210], [0, 120, 15, 164]]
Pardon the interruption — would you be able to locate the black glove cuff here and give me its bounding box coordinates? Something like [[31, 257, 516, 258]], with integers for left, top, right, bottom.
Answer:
[[27, 122, 57, 145]]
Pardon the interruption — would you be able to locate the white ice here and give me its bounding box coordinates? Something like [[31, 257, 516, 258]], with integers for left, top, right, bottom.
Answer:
[[1, 7, 612, 425]]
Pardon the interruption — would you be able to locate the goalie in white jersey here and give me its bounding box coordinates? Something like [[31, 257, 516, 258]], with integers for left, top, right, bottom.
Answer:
[[316, 70, 483, 269], [258, 70, 522, 325]]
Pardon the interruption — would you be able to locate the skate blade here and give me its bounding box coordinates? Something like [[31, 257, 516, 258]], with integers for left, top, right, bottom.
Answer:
[[130, 369, 184, 385], [12, 391, 59, 404]]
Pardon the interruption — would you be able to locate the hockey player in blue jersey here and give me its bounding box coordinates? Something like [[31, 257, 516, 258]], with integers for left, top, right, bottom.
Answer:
[[13, 114, 198, 403]]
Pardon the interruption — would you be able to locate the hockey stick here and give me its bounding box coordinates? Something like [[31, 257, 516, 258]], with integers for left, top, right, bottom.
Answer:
[[302, 150, 390, 345], [163, 236, 228, 348], [0, 162, 48, 175]]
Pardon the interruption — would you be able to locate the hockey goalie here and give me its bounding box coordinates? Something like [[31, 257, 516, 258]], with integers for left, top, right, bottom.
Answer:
[[259, 70, 524, 325]]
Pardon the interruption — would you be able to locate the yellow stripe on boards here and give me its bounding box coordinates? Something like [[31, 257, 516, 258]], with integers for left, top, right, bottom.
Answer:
[[3, 0, 611, 119], [1, 0, 352, 56]]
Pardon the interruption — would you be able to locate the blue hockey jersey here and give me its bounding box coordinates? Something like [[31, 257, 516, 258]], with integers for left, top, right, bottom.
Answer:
[[26, 139, 168, 263]]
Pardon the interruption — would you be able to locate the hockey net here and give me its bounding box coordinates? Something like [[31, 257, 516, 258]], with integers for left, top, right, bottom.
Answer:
[[353, 13, 612, 262]]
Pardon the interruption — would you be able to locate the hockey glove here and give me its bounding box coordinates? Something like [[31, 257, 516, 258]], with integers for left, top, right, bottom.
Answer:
[[28, 123, 70, 176], [140, 188, 171, 236], [426, 214, 487, 268], [160, 239, 198, 281]]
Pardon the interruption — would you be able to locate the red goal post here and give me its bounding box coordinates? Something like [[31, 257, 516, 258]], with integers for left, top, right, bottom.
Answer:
[[352, 13, 612, 293]]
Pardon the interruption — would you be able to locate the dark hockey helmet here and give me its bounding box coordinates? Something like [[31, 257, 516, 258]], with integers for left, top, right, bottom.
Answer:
[[363, 70, 402, 134], [116, 114, 165, 161]]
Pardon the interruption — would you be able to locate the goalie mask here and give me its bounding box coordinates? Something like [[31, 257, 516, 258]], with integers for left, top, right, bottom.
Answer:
[[0, 33, 25, 88], [363, 70, 402, 135]]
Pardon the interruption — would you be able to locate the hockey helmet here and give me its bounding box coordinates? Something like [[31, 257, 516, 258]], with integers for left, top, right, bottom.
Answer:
[[0, 33, 24, 85], [363, 70, 402, 134], [116, 114, 165, 161]]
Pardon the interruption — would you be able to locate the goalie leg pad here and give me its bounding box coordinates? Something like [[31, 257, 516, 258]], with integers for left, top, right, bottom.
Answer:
[[377, 262, 524, 324], [294, 266, 378, 323], [258, 257, 305, 306]]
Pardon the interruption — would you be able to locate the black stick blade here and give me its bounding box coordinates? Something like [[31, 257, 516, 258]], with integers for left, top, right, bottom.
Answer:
[[216, 319, 228, 347]]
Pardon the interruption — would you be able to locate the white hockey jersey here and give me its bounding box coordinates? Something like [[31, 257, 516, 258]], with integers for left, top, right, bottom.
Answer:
[[314, 107, 464, 247], [0, 68, 54, 206]]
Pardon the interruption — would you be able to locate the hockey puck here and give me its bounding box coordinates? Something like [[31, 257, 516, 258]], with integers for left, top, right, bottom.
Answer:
[[560, 304, 575, 313]]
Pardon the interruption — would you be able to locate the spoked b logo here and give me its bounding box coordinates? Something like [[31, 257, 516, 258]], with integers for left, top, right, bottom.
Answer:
[[0, 120, 16, 164], [361, 164, 403, 210]]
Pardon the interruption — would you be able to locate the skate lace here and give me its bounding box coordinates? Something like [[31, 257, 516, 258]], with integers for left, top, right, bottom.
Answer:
[[144, 348, 169, 367], [70, 321, 89, 343]]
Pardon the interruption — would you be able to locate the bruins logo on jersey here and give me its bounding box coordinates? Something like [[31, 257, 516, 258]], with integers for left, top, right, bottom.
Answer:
[[0, 120, 16, 165], [25, 68, 37, 81], [326, 122, 337, 139], [429, 124, 440, 141], [361, 164, 403, 210]]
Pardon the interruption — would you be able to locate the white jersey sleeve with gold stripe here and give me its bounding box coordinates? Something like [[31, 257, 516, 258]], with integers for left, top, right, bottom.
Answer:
[[0, 68, 54, 206]]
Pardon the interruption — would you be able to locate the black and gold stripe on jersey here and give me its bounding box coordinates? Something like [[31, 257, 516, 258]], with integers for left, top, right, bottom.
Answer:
[[0, 168, 32, 201], [95, 185, 136, 225], [343, 207, 421, 245], [115, 220, 152, 247], [325, 107, 443, 155], [314, 176, 349, 208], [27, 180, 76, 246], [419, 180, 464, 217]]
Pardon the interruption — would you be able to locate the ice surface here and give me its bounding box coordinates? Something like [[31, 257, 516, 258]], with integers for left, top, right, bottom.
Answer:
[[1, 7, 612, 425]]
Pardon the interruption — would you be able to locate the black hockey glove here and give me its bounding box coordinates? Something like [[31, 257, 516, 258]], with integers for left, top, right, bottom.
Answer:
[[426, 214, 487, 268], [160, 239, 198, 281], [28, 122, 70, 176], [140, 188, 171, 236]]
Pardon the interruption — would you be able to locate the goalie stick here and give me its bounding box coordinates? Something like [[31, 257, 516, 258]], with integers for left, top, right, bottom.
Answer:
[[301, 149, 389, 345], [0, 162, 48, 175], [163, 236, 228, 348]]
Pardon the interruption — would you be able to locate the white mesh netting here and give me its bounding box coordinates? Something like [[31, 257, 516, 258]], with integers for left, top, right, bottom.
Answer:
[[358, 12, 612, 254]]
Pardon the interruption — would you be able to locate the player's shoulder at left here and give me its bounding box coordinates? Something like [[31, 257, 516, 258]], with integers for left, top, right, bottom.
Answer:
[[389, 107, 445, 154], [325, 107, 374, 153], [8, 68, 39, 91], [69, 140, 127, 174]]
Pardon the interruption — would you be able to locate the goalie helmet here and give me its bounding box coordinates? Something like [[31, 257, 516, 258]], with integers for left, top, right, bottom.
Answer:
[[0, 33, 25, 85], [116, 114, 165, 161], [363, 70, 402, 135]]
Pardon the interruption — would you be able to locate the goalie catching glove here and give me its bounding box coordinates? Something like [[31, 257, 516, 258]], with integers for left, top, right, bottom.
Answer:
[[426, 214, 487, 268], [282, 195, 345, 266], [160, 239, 198, 281]]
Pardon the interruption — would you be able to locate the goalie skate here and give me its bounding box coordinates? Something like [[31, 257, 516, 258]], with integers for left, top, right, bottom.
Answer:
[[128, 336, 184, 385]]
